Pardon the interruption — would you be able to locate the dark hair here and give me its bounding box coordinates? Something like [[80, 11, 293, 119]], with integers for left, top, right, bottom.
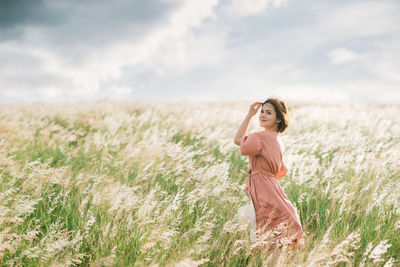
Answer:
[[262, 98, 289, 133]]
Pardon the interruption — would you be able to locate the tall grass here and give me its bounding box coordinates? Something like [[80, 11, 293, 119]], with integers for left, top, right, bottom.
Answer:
[[0, 100, 399, 266]]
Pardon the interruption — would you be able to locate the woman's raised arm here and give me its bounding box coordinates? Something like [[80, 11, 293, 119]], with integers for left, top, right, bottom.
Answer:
[[233, 102, 262, 145]]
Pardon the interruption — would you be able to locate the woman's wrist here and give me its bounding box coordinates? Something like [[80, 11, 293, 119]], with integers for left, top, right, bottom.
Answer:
[[246, 113, 253, 119]]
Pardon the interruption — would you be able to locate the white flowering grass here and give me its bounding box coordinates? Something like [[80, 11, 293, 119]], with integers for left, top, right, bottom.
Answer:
[[0, 100, 399, 266]]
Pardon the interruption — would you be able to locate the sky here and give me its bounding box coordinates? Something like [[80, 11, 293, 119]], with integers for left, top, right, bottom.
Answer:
[[0, 0, 399, 104]]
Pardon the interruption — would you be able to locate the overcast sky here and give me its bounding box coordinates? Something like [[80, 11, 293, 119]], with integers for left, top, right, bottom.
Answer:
[[1, 0, 399, 104]]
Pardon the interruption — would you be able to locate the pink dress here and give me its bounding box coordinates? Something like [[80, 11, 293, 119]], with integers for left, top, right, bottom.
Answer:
[[240, 130, 304, 246]]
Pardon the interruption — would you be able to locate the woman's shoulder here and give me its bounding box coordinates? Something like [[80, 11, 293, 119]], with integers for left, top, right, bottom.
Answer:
[[257, 130, 284, 150], [246, 130, 268, 140], [256, 130, 278, 138]]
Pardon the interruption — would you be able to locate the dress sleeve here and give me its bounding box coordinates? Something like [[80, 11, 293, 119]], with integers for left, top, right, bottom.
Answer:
[[276, 160, 288, 179], [240, 132, 261, 156]]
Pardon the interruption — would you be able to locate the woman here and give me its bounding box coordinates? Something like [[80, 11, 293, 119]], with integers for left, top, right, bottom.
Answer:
[[234, 98, 305, 250]]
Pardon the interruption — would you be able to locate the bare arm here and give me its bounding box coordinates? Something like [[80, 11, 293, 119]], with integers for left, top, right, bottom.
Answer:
[[233, 102, 262, 145], [233, 114, 252, 145]]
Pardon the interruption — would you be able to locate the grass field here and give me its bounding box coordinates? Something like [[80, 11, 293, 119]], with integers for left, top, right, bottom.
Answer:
[[0, 100, 399, 266]]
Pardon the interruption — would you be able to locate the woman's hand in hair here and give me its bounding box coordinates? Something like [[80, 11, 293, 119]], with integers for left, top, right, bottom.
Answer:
[[247, 102, 262, 117]]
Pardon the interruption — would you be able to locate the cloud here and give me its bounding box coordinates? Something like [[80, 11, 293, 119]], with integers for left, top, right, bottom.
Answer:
[[0, 0, 219, 101], [111, 86, 132, 96], [225, 0, 289, 17], [129, 0, 221, 78], [300, 1, 400, 86], [327, 43, 400, 83], [0, 0, 399, 103], [364, 40, 400, 82], [0, 0, 175, 41], [319, 1, 400, 38], [328, 47, 360, 64], [0, 0, 63, 31], [38, 88, 63, 98]]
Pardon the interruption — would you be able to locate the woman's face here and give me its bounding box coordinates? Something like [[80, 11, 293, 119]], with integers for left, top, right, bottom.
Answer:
[[259, 103, 280, 131]]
